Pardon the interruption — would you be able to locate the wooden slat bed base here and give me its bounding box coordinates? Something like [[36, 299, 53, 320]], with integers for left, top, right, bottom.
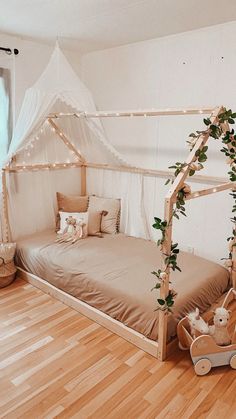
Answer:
[[17, 267, 173, 358]]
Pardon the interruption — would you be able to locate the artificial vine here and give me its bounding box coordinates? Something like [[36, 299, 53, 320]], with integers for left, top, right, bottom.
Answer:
[[151, 108, 236, 312]]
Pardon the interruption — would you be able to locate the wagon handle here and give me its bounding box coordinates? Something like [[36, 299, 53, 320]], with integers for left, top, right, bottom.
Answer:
[[0, 257, 5, 266]]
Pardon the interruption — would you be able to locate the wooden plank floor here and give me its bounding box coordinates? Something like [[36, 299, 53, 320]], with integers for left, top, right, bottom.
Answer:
[[0, 278, 236, 419]]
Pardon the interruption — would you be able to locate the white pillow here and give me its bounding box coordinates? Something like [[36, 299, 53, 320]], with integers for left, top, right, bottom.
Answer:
[[58, 211, 88, 234]]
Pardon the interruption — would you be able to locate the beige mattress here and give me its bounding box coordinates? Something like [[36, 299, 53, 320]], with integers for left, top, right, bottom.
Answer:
[[15, 230, 230, 341]]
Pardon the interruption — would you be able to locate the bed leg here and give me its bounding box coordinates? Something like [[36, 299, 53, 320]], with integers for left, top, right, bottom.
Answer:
[[232, 252, 236, 291], [158, 310, 168, 360]]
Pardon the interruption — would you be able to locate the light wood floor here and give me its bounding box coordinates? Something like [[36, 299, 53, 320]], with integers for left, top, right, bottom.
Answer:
[[0, 279, 236, 419]]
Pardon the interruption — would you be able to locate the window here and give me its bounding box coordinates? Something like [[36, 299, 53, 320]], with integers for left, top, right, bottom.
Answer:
[[0, 68, 11, 158]]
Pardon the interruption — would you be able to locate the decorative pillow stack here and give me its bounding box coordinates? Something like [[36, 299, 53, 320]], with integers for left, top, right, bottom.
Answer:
[[56, 192, 120, 237], [56, 192, 88, 232]]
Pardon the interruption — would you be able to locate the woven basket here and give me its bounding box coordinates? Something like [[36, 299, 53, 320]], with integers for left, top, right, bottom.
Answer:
[[0, 257, 16, 288]]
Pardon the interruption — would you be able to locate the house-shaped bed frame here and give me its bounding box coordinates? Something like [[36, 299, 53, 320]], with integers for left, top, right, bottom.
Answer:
[[2, 105, 236, 361]]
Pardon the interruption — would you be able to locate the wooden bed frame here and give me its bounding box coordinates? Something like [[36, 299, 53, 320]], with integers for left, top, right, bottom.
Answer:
[[2, 106, 236, 361], [17, 266, 178, 358]]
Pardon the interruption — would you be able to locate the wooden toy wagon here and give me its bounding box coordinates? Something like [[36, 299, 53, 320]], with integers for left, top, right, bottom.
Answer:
[[177, 288, 236, 376]]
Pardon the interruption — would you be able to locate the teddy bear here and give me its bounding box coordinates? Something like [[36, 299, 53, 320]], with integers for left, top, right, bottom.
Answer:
[[56, 216, 86, 244], [209, 307, 231, 346]]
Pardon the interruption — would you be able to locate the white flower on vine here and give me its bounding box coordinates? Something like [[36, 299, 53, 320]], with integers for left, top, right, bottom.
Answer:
[[182, 183, 191, 195], [224, 259, 233, 268], [160, 272, 167, 280], [226, 157, 234, 166], [189, 162, 203, 171]]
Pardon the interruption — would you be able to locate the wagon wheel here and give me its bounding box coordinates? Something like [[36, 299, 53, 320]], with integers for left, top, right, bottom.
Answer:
[[230, 354, 236, 369], [194, 358, 211, 376]]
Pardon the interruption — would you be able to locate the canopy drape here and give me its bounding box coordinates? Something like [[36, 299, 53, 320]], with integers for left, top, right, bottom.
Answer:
[[1, 43, 149, 241]]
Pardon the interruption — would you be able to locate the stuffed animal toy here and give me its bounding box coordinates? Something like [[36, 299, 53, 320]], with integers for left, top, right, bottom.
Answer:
[[187, 308, 209, 339], [209, 307, 231, 346], [56, 216, 87, 244]]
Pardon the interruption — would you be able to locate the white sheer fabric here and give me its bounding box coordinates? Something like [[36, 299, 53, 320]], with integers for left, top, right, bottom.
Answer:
[[4, 44, 129, 167], [1, 44, 148, 240]]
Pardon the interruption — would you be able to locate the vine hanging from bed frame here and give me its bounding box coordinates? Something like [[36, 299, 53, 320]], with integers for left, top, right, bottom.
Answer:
[[151, 108, 236, 311]]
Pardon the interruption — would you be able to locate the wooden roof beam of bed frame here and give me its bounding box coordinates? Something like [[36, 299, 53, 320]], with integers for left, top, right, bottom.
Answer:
[[85, 162, 228, 186], [47, 118, 86, 164], [183, 182, 236, 201], [47, 107, 214, 119], [4, 162, 82, 172]]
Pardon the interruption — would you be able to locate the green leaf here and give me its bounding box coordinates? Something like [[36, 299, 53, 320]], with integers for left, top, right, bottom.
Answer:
[[198, 154, 207, 163], [151, 283, 161, 290], [228, 118, 235, 124], [189, 169, 195, 176], [204, 118, 211, 126], [157, 299, 165, 306], [165, 178, 171, 185]]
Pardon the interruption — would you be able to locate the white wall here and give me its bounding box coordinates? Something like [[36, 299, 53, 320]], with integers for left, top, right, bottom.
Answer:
[[81, 22, 236, 262], [0, 33, 82, 121]]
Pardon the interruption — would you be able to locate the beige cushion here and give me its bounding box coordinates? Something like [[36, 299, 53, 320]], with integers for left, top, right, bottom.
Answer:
[[56, 193, 89, 231], [88, 196, 120, 234], [57, 192, 88, 212]]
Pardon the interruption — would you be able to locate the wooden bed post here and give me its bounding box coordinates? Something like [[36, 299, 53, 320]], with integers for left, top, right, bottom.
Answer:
[[158, 197, 174, 361], [81, 165, 87, 196], [231, 241, 236, 290], [158, 106, 223, 361], [1, 169, 10, 243]]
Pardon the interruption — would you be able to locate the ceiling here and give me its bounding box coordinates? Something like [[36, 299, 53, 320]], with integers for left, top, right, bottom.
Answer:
[[0, 0, 236, 54]]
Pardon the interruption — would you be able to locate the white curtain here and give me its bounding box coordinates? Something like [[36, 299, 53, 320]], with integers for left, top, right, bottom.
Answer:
[[0, 68, 11, 165]]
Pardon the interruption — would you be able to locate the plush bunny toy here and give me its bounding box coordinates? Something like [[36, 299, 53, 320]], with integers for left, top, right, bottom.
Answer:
[[56, 216, 86, 244]]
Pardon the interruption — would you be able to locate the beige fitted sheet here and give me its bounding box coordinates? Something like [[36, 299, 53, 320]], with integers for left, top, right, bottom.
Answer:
[[16, 230, 230, 341]]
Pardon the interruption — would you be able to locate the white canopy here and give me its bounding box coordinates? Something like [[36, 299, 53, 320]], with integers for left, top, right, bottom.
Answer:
[[2, 44, 149, 241], [4, 43, 129, 168]]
